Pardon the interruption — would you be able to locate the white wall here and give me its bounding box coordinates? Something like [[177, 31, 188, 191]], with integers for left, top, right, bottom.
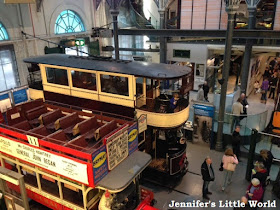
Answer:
[[167, 43, 208, 90]]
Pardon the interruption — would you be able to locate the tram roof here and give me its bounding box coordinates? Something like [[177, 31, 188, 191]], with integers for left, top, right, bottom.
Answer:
[[23, 54, 191, 79]]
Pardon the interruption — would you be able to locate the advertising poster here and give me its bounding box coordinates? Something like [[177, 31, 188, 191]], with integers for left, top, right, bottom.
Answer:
[[106, 128, 128, 170], [138, 114, 147, 133], [128, 123, 138, 155], [92, 145, 108, 185]]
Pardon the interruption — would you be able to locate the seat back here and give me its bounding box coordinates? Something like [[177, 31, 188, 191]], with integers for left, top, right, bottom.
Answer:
[[55, 112, 79, 130], [6, 107, 26, 125], [29, 125, 50, 137], [21, 98, 44, 114], [95, 120, 117, 140], [25, 105, 48, 121], [66, 135, 88, 149], [13, 120, 32, 131], [73, 117, 98, 135], [40, 109, 63, 125], [46, 130, 69, 144]]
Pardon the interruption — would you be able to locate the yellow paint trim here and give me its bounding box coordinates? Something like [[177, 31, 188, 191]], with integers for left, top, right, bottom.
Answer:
[[99, 95, 134, 108], [71, 89, 98, 101], [28, 88, 44, 101], [43, 84, 71, 95], [136, 106, 190, 128]]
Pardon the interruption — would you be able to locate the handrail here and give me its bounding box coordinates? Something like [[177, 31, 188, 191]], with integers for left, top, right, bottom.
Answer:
[[258, 131, 280, 138], [213, 109, 268, 117]]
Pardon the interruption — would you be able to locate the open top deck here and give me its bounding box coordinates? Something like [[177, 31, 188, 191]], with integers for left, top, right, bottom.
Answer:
[[0, 99, 140, 188]]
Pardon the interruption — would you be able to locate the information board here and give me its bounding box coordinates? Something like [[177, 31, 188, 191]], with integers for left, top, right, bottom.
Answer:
[[193, 104, 215, 117], [138, 114, 147, 133], [13, 89, 28, 104], [106, 128, 128, 170], [0, 136, 89, 184]]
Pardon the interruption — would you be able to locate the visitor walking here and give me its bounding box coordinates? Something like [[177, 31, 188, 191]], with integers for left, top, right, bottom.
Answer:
[[201, 156, 215, 200], [221, 148, 239, 191], [231, 98, 243, 131], [269, 72, 278, 99], [232, 126, 241, 161], [260, 77, 269, 104], [240, 93, 249, 116]]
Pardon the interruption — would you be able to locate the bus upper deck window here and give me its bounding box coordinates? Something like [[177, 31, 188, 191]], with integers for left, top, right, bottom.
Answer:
[[71, 71, 97, 91], [100, 74, 129, 96], [46, 67, 68, 86]]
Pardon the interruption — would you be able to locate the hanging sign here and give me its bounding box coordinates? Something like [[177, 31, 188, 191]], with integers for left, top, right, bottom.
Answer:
[[138, 114, 147, 133]]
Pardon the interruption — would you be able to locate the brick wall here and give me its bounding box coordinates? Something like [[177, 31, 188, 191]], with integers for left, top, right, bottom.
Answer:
[[192, 0, 207, 29], [205, 0, 222, 29], [180, 0, 192, 29], [273, 0, 280, 30]]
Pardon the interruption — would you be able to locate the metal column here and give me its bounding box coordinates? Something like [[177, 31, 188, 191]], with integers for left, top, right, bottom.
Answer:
[[246, 129, 258, 181], [159, 0, 167, 63], [216, 1, 240, 151], [240, 0, 261, 94], [111, 9, 120, 60]]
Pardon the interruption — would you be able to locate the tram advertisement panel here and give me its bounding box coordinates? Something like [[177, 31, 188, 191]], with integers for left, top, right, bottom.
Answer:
[[92, 145, 108, 185], [0, 135, 89, 185], [105, 126, 129, 170], [128, 123, 138, 155]]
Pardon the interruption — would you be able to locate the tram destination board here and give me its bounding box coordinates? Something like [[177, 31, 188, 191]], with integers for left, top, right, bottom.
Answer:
[[0, 135, 89, 184], [105, 126, 129, 171]]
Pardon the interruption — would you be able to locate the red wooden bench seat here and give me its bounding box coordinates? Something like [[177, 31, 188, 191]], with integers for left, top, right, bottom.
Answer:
[[94, 120, 117, 141], [6, 107, 26, 126], [65, 135, 89, 150], [40, 109, 63, 130], [54, 112, 83, 135], [73, 117, 102, 141], [46, 130, 69, 145], [13, 120, 32, 131], [28, 125, 51, 138]]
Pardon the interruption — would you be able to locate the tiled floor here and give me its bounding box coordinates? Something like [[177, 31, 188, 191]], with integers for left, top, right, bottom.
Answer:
[[143, 143, 280, 210]]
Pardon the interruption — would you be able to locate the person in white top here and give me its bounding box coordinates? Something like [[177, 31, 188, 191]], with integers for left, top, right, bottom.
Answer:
[[222, 148, 239, 191]]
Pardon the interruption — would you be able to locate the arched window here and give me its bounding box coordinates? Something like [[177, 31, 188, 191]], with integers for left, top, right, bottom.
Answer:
[[55, 10, 85, 34], [0, 22, 9, 41]]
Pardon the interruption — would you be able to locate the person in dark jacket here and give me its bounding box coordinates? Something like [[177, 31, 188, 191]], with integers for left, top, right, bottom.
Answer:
[[203, 81, 210, 102], [269, 72, 278, 99], [252, 162, 268, 189], [201, 156, 215, 200], [257, 149, 274, 175], [240, 93, 249, 115], [232, 126, 241, 162]]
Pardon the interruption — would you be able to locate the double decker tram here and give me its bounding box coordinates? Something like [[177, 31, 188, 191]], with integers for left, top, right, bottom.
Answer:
[[24, 54, 193, 183]]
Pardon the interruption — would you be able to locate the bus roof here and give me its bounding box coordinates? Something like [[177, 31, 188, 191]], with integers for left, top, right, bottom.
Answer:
[[23, 54, 192, 79]]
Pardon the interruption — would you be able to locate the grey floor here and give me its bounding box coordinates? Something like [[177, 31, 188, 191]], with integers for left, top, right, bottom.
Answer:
[[143, 143, 280, 210]]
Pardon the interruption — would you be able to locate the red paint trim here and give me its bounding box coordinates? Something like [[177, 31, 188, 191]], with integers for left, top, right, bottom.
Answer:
[[0, 126, 92, 160], [87, 164, 95, 188]]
